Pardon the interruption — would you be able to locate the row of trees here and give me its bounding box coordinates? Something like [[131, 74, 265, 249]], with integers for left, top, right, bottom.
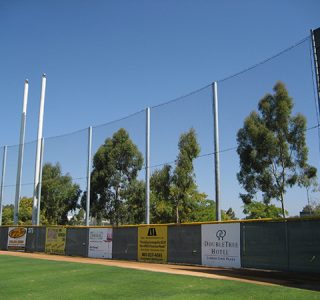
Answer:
[[82, 128, 236, 225], [2, 128, 236, 225], [2, 81, 318, 225]]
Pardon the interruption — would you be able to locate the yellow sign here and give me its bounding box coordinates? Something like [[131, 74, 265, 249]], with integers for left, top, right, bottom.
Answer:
[[45, 227, 66, 255], [138, 226, 167, 263]]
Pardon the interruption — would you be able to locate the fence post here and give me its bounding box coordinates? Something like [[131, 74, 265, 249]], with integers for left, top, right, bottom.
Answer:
[[33, 74, 47, 225], [14, 79, 29, 225], [212, 82, 221, 221], [145, 107, 150, 224], [311, 29, 320, 115], [36, 138, 45, 226], [0, 146, 7, 226], [86, 126, 92, 226]]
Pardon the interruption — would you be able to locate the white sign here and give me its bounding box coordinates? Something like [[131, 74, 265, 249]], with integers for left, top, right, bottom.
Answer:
[[201, 223, 241, 268], [7, 227, 27, 251], [88, 228, 113, 259]]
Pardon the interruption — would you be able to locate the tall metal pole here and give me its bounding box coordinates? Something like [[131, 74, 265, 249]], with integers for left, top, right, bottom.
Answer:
[[0, 146, 7, 226], [145, 107, 150, 224], [86, 126, 92, 226], [311, 29, 320, 116], [14, 79, 29, 225], [212, 82, 221, 221], [32, 74, 46, 225], [36, 138, 45, 226]]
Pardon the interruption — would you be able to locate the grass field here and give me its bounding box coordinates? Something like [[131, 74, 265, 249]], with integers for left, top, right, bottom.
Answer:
[[0, 255, 319, 300]]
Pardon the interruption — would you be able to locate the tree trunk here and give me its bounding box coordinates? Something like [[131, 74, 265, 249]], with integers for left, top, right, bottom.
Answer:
[[176, 204, 179, 224], [280, 193, 285, 218]]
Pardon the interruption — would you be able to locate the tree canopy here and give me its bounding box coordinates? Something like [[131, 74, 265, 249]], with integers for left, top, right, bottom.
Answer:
[[85, 128, 143, 225], [237, 82, 316, 218], [41, 163, 81, 225]]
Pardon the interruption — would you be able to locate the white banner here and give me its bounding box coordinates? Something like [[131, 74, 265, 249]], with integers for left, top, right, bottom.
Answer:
[[201, 223, 240, 268], [7, 227, 27, 251], [88, 228, 113, 259]]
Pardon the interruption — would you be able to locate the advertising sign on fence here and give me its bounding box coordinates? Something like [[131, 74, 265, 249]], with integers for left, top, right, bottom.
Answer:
[[138, 225, 167, 263], [45, 227, 66, 255], [7, 227, 27, 251], [201, 223, 241, 268], [88, 228, 113, 259]]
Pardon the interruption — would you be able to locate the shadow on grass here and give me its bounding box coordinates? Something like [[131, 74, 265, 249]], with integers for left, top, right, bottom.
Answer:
[[174, 266, 320, 292]]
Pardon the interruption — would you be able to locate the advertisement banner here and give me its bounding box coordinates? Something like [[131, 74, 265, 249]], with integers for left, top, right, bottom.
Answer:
[[7, 227, 27, 251], [88, 228, 113, 259], [201, 223, 241, 268], [45, 227, 66, 255], [138, 225, 167, 263]]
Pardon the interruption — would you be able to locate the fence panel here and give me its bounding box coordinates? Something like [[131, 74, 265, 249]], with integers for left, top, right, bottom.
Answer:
[[0, 227, 8, 250], [288, 220, 320, 273], [112, 227, 138, 260], [66, 227, 88, 257], [241, 222, 288, 271], [168, 225, 201, 265], [25, 226, 46, 252]]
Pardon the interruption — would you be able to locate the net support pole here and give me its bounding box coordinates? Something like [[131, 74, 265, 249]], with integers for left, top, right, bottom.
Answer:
[[14, 79, 29, 225], [0, 146, 7, 226], [311, 29, 320, 118], [32, 74, 46, 225], [145, 107, 150, 224], [212, 82, 221, 221], [36, 138, 45, 226], [86, 126, 92, 226]]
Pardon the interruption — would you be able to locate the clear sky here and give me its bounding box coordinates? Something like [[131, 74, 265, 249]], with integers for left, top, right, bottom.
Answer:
[[0, 0, 320, 218]]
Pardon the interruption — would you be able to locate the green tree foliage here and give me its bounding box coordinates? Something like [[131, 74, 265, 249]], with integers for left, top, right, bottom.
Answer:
[[1, 198, 33, 225], [18, 197, 33, 224], [237, 82, 316, 218], [301, 201, 320, 216], [1, 197, 48, 225], [222, 207, 238, 220], [1, 204, 14, 225], [172, 128, 201, 223], [41, 163, 81, 225], [123, 179, 145, 224], [150, 128, 201, 223], [87, 128, 143, 225], [150, 128, 237, 223], [243, 201, 284, 219], [69, 208, 85, 225], [299, 166, 318, 206], [150, 165, 174, 223]]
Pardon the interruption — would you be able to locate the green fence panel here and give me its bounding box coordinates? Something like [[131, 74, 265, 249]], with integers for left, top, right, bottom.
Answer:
[[66, 228, 89, 257], [113, 227, 137, 261], [168, 225, 201, 265], [0, 227, 8, 250], [241, 221, 289, 271], [288, 220, 320, 273]]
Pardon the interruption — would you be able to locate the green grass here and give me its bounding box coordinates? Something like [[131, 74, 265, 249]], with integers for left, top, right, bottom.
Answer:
[[0, 255, 319, 300]]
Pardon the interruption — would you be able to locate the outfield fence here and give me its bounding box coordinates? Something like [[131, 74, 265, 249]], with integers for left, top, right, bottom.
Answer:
[[1, 218, 319, 274]]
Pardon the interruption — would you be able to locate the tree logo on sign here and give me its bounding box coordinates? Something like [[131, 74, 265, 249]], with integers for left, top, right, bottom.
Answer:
[[216, 230, 226, 240]]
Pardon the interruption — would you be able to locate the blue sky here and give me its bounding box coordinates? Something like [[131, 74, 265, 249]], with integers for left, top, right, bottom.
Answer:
[[0, 0, 320, 218]]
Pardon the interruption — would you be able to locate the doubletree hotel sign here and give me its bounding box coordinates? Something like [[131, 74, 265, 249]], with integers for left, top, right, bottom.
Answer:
[[201, 223, 241, 268]]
